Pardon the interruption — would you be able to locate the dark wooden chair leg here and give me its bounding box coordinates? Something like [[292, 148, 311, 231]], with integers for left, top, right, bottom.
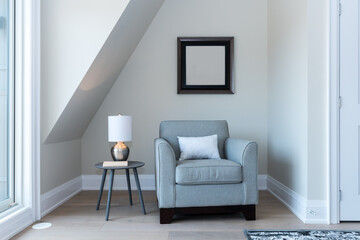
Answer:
[[160, 208, 175, 224], [242, 205, 256, 220]]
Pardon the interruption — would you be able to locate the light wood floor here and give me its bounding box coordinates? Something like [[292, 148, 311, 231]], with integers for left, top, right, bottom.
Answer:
[[13, 191, 360, 240]]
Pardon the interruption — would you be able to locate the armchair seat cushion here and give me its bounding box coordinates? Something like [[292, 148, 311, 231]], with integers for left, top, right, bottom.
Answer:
[[175, 159, 242, 185]]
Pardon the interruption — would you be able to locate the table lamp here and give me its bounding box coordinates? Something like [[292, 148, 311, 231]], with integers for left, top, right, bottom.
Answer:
[[108, 114, 132, 161]]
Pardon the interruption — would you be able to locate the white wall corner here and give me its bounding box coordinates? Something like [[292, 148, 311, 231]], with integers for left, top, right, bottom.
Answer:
[[267, 175, 329, 224], [258, 174, 267, 190], [40, 176, 82, 217], [267, 175, 307, 222], [329, 0, 340, 225]]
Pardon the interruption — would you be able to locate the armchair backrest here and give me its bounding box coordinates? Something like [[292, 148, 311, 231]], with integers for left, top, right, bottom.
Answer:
[[159, 120, 230, 159]]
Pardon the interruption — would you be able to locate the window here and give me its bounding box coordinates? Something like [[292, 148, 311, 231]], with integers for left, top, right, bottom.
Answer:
[[0, 0, 39, 238], [0, 0, 14, 214]]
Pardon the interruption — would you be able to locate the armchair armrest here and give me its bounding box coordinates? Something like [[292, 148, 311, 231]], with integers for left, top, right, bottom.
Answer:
[[225, 138, 258, 204], [155, 138, 176, 208], [225, 138, 257, 165]]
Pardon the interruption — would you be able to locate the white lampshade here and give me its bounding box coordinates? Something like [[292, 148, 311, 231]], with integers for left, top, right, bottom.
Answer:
[[108, 115, 132, 142]]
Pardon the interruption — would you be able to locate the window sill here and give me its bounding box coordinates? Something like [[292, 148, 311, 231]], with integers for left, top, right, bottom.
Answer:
[[0, 206, 34, 240]]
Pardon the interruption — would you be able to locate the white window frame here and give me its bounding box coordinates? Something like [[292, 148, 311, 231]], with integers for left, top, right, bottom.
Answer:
[[0, 0, 40, 238], [0, 0, 15, 213]]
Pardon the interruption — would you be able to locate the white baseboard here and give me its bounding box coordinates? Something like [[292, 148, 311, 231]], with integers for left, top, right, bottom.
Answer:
[[267, 175, 307, 222], [41, 176, 82, 217], [267, 175, 328, 224], [82, 174, 155, 190], [305, 200, 329, 224], [258, 174, 267, 190]]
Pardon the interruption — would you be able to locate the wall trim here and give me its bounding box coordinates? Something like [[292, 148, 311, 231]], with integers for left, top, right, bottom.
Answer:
[[267, 175, 307, 222], [329, 0, 340, 224], [40, 176, 82, 217], [306, 200, 329, 224], [267, 175, 328, 224], [32, 0, 42, 221]]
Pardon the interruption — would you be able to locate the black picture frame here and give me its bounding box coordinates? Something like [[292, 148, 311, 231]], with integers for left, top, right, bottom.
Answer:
[[177, 37, 234, 94]]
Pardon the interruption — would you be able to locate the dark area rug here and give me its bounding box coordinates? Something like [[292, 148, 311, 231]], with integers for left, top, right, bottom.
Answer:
[[245, 230, 360, 240]]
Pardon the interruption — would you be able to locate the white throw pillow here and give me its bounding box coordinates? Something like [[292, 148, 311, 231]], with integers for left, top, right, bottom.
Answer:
[[177, 134, 221, 161]]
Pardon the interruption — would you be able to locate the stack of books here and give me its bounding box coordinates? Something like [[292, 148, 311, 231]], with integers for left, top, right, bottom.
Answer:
[[103, 161, 128, 167]]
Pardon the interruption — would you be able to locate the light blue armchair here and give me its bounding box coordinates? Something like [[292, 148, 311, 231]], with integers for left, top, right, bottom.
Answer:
[[155, 120, 258, 224]]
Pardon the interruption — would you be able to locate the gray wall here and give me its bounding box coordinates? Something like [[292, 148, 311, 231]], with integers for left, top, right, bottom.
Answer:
[[268, 0, 308, 198], [306, 0, 328, 201], [44, 0, 165, 144], [41, 0, 129, 141], [81, 0, 268, 175], [40, 0, 129, 194], [41, 139, 81, 193], [267, 0, 328, 200], [40, 0, 329, 203]]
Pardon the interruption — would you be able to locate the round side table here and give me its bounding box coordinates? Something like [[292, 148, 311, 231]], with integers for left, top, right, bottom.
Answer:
[[95, 161, 146, 221]]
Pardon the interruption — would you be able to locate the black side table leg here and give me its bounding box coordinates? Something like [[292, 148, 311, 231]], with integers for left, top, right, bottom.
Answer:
[[133, 168, 146, 215], [96, 169, 107, 210], [105, 169, 115, 221], [126, 169, 133, 205]]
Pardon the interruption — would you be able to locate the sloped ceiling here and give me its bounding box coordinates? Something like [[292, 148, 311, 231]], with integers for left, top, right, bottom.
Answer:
[[41, 0, 130, 142], [45, 0, 165, 143]]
